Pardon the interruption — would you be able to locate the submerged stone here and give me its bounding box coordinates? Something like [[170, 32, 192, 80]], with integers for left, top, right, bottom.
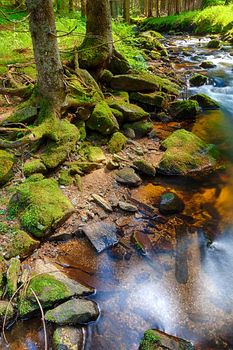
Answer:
[[115, 167, 142, 187], [159, 192, 185, 214], [45, 298, 99, 325], [87, 101, 119, 135], [108, 132, 128, 154], [189, 93, 219, 110], [139, 329, 194, 350], [18, 271, 94, 317], [189, 73, 208, 87], [0, 150, 14, 186], [169, 100, 199, 120], [82, 221, 118, 253], [53, 326, 85, 350], [158, 129, 218, 176], [8, 177, 74, 238]]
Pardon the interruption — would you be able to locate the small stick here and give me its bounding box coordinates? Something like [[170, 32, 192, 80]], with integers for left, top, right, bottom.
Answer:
[[31, 288, 48, 350]]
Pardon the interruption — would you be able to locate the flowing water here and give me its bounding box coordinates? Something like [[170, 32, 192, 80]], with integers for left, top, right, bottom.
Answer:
[[3, 36, 233, 350]]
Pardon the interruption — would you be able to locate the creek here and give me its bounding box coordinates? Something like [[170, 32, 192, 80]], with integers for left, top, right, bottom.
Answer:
[[3, 36, 233, 350]]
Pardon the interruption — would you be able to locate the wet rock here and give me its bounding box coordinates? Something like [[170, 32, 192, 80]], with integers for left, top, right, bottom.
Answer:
[[110, 73, 179, 95], [115, 167, 142, 187], [159, 192, 185, 214], [131, 231, 152, 255], [107, 244, 129, 260], [0, 150, 14, 186], [86, 101, 119, 135], [189, 93, 219, 110], [108, 132, 128, 154], [86, 146, 106, 163], [133, 159, 156, 177], [109, 101, 149, 122], [18, 266, 94, 317], [207, 39, 221, 49], [118, 201, 138, 212], [45, 299, 99, 325], [169, 100, 199, 120], [123, 120, 153, 138], [200, 60, 217, 69], [8, 177, 74, 238], [189, 73, 208, 87], [6, 257, 21, 297], [53, 326, 85, 350], [130, 91, 165, 108], [92, 194, 113, 212], [139, 329, 194, 350], [81, 221, 118, 253], [158, 129, 218, 176], [0, 301, 14, 323]]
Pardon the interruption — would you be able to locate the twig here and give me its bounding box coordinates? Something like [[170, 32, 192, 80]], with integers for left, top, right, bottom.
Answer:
[[0, 9, 30, 23], [49, 25, 78, 38], [31, 288, 48, 350]]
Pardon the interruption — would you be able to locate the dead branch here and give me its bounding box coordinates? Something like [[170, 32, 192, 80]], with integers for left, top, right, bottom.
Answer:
[[0, 133, 37, 149], [31, 289, 48, 350]]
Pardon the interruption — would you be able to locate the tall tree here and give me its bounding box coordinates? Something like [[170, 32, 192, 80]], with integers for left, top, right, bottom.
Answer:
[[79, 0, 113, 72]]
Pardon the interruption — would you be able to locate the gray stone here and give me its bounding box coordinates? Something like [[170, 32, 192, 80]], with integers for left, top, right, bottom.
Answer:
[[92, 194, 113, 212], [159, 192, 185, 214], [118, 201, 138, 212], [53, 326, 85, 350], [82, 222, 118, 253], [45, 299, 99, 325], [115, 167, 142, 186], [0, 301, 14, 322], [133, 159, 156, 177]]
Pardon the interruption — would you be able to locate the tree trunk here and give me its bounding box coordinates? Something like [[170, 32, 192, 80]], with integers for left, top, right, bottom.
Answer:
[[26, 0, 65, 108], [79, 0, 113, 72], [69, 0, 74, 11], [81, 0, 86, 16], [123, 0, 130, 22]]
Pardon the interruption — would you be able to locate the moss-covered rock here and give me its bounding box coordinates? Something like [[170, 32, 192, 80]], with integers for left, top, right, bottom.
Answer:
[[130, 91, 165, 108], [115, 167, 142, 187], [189, 73, 208, 87], [207, 39, 221, 49], [169, 100, 199, 120], [53, 326, 85, 350], [108, 132, 128, 154], [45, 299, 99, 325], [159, 192, 185, 214], [105, 91, 129, 105], [0, 301, 14, 323], [139, 329, 194, 350], [18, 272, 94, 317], [86, 101, 119, 135], [0, 256, 7, 298], [133, 159, 156, 176], [110, 73, 180, 95], [3, 105, 37, 125], [4, 229, 39, 259], [0, 150, 14, 186], [109, 53, 131, 75], [85, 146, 106, 163], [123, 120, 153, 138], [74, 120, 86, 141], [58, 169, 74, 186], [200, 60, 217, 69], [6, 257, 21, 297], [109, 101, 149, 122], [99, 69, 113, 85], [189, 93, 219, 110], [23, 159, 47, 177], [40, 120, 80, 169], [110, 108, 124, 125], [8, 177, 74, 238], [158, 129, 218, 176]]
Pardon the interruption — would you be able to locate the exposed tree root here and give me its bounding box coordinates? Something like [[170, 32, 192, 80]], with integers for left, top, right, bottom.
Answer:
[[0, 86, 33, 99]]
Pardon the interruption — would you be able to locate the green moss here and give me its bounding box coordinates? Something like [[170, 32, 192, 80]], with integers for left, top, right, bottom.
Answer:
[[8, 178, 74, 238], [4, 229, 39, 259], [85, 146, 106, 163], [18, 274, 70, 316], [189, 74, 208, 87], [23, 159, 47, 177], [0, 256, 7, 298], [74, 120, 86, 141], [109, 101, 150, 122], [86, 101, 119, 135], [108, 132, 128, 154], [207, 39, 221, 48], [59, 169, 74, 186], [189, 93, 219, 109], [130, 91, 165, 108], [169, 100, 199, 120], [0, 301, 14, 322], [123, 120, 153, 138], [4, 105, 37, 125], [0, 150, 15, 186], [110, 108, 124, 125], [139, 330, 161, 350], [6, 257, 21, 297]]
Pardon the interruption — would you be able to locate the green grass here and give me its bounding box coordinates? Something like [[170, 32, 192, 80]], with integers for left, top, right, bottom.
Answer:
[[0, 9, 147, 77], [142, 4, 233, 34]]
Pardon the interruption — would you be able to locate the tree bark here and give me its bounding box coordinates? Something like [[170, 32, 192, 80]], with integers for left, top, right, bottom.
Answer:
[[123, 0, 130, 22], [26, 0, 65, 108], [79, 0, 113, 72]]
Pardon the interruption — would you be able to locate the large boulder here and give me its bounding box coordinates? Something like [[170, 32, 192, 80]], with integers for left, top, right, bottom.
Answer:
[[0, 150, 14, 186], [3, 228, 39, 259], [189, 93, 219, 110], [45, 299, 99, 325], [110, 73, 180, 95], [169, 100, 199, 120], [207, 39, 221, 49], [86, 101, 119, 135], [157, 129, 218, 176], [109, 102, 149, 122], [23, 159, 47, 177], [139, 329, 194, 350], [8, 177, 74, 238]]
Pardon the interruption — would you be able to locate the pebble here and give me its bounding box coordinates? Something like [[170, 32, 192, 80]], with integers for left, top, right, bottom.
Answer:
[[118, 201, 138, 212]]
